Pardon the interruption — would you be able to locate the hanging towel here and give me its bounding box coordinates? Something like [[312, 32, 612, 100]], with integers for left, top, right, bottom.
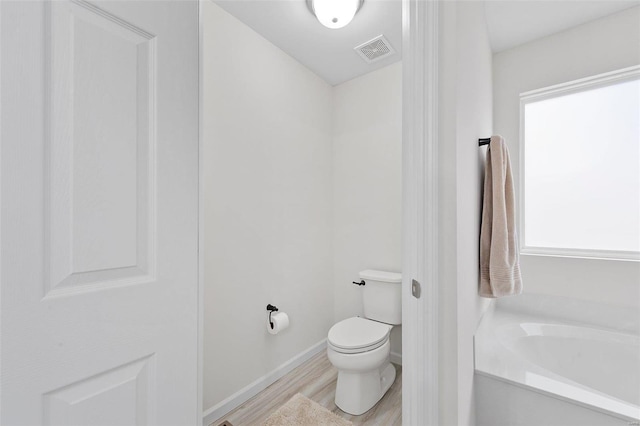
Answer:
[[479, 135, 523, 298]]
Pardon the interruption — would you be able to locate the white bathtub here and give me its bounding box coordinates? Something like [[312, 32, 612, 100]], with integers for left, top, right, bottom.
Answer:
[[475, 302, 640, 425]]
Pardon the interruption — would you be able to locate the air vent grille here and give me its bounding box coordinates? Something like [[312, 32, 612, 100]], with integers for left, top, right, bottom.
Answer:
[[354, 35, 395, 63]]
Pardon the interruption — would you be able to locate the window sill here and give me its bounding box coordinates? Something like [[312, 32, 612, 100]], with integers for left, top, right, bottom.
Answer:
[[520, 247, 640, 262]]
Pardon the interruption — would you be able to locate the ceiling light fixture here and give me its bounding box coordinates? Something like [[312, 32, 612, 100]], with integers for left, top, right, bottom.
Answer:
[[307, 0, 364, 29]]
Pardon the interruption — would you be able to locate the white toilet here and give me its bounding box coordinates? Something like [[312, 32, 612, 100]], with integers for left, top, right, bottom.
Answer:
[[327, 269, 402, 415]]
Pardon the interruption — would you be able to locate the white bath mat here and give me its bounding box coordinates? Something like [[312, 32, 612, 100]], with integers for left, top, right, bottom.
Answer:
[[263, 393, 352, 426]]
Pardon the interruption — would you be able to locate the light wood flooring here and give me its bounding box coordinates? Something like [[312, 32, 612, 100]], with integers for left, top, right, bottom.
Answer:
[[210, 351, 402, 426]]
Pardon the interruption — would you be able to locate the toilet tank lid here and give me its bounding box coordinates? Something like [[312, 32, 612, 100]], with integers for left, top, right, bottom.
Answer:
[[359, 269, 402, 283]]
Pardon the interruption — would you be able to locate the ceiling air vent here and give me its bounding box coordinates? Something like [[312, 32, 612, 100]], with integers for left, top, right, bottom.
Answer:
[[354, 35, 395, 64]]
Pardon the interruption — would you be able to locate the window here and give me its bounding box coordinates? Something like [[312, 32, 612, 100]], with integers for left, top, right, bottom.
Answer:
[[520, 66, 640, 260]]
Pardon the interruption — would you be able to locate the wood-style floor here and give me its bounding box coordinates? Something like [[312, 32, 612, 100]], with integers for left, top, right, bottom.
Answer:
[[210, 351, 402, 426]]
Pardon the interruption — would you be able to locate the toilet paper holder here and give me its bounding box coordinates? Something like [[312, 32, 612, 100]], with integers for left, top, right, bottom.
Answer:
[[266, 304, 279, 329]]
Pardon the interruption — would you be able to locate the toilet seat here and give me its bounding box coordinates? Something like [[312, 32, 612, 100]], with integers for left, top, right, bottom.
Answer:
[[328, 317, 391, 354]]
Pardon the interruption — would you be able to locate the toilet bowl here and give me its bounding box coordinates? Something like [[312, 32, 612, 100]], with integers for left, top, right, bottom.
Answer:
[[327, 269, 402, 415], [327, 316, 396, 415]]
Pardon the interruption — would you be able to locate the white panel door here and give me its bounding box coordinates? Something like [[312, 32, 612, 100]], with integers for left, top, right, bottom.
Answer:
[[1, 1, 199, 424]]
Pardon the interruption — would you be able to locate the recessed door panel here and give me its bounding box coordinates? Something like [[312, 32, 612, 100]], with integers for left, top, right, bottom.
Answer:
[[45, 0, 156, 297], [44, 356, 154, 426]]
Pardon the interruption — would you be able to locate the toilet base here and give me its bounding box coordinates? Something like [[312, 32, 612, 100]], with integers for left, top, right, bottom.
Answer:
[[335, 361, 396, 415]]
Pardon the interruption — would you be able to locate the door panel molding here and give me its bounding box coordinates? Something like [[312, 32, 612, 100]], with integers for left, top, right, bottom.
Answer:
[[43, 354, 156, 426], [43, 0, 157, 298]]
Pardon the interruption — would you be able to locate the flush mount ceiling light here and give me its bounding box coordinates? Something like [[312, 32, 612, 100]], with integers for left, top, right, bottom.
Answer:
[[307, 0, 364, 29]]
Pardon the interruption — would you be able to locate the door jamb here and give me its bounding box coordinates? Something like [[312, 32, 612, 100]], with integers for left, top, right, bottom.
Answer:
[[197, 0, 204, 422], [401, 0, 440, 424]]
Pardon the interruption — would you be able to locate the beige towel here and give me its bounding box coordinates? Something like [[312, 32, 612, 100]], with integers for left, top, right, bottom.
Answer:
[[479, 135, 523, 298]]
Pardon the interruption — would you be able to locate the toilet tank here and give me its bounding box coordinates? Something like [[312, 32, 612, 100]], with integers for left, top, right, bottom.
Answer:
[[360, 269, 402, 325]]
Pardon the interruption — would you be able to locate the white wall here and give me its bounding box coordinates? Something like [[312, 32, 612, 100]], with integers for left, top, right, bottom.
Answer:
[[493, 6, 640, 311], [438, 2, 493, 425], [332, 62, 403, 357], [202, 1, 334, 411]]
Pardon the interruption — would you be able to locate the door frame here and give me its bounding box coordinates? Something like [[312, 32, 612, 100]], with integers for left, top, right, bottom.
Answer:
[[195, 0, 440, 423], [197, 0, 205, 423], [401, 0, 440, 425]]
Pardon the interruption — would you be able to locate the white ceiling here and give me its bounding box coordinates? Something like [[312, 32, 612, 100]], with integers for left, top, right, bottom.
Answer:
[[212, 0, 639, 86], [485, 0, 639, 53], [213, 0, 402, 86]]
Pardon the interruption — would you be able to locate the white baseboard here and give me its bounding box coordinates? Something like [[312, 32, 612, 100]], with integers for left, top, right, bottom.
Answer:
[[390, 351, 402, 366], [202, 339, 327, 426]]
